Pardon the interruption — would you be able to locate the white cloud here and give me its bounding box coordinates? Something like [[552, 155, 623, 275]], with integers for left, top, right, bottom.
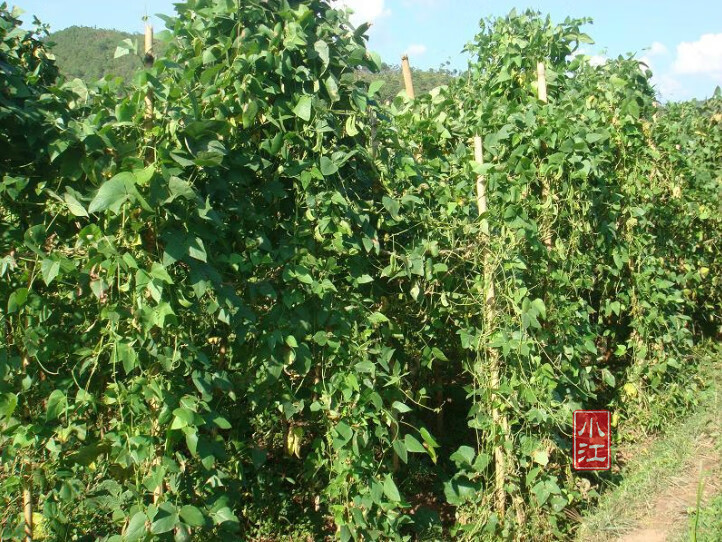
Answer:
[[654, 73, 686, 101], [569, 48, 607, 67], [648, 41, 668, 57], [589, 54, 607, 67], [404, 43, 427, 57], [332, 0, 391, 28], [673, 33, 722, 77]]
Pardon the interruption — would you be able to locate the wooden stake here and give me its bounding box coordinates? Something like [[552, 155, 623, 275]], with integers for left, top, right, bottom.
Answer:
[[23, 479, 33, 542], [536, 62, 547, 104], [475, 136, 488, 220], [144, 23, 154, 122], [474, 136, 506, 519], [401, 55, 415, 99], [536, 62, 553, 251]]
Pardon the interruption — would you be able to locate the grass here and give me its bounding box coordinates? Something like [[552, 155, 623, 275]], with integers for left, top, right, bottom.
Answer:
[[685, 493, 722, 542], [576, 347, 722, 541]]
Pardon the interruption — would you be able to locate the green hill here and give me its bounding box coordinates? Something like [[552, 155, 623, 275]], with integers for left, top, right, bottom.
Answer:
[[46, 25, 153, 82]]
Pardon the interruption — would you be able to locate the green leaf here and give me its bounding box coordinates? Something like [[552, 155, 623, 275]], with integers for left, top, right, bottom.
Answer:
[[114, 38, 137, 59], [368, 312, 389, 325], [179, 505, 205, 527], [116, 101, 135, 123], [335, 421, 353, 444], [210, 506, 238, 525], [550, 495, 567, 513], [313, 331, 328, 346], [369, 51, 382, 71], [450, 445, 476, 467], [405, 434, 426, 453], [188, 237, 207, 262], [171, 407, 197, 429], [531, 298, 546, 319], [368, 80, 385, 97], [88, 172, 134, 214], [320, 156, 338, 176], [41, 259, 61, 286], [150, 263, 173, 284], [419, 427, 439, 449], [393, 439, 408, 464], [532, 449, 549, 466], [382, 196, 401, 220], [151, 503, 179, 534], [293, 96, 313, 121], [294, 266, 313, 285], [124, 511, 148, 541], [532, 481, 552, 506], [46, 389, 67, 421], [168, 177, 195, 201], [392, 401, 412, 413], [444, 477, 480, 505], [116, 342, 138, 374], [7, 288, 28, 313], [242, 100, 259, 129], [419, 427, 439, 463], [0, 393, 18, 420], [63, 191, 89, 217], [383, 475, 401, 502], [210, 413, 231, 430], [314, 40, 329, 67], [586, 130, 610, 144], [202, 47, 216, 65], [269, 132, 284, 155]]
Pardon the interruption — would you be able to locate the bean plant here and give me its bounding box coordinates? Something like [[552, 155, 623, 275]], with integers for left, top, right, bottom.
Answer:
[[1, 2, 720, 540]]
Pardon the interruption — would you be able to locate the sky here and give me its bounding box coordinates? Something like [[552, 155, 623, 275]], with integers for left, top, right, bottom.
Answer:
[[12, 0, 722, 101]]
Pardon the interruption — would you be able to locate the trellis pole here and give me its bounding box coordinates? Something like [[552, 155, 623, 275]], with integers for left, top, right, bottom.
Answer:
[[144, 23, 154, 123], [23, 473, 32, 542], [142, 20, 164, 503], [537, 62, 553, 251], [536, 62, 548, 104], [474, 135, 507, 519], [401, 55, 415, 99]]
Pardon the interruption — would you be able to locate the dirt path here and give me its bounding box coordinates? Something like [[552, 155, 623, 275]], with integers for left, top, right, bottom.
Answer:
[[615, 437, 721, 542]]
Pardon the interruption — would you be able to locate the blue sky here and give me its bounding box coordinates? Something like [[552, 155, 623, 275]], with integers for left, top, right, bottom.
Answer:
[[13, 0, 722, 101]]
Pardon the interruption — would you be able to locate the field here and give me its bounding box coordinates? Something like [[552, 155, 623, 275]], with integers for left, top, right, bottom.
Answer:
[[1, 1, 721, 540]]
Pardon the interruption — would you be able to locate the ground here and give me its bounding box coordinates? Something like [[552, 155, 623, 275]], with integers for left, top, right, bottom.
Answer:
[[577, 351, 722, 541]]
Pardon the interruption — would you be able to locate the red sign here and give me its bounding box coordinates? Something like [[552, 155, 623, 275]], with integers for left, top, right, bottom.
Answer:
[[573, 410, 611, 470]]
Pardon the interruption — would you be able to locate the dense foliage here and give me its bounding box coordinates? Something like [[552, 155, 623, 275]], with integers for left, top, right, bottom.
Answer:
[[1, 1, 720, 540], [44, 25, 455, 103]]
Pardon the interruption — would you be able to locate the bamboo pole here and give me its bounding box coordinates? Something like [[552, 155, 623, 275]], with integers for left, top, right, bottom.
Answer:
[[536, 62, 547, 104], [401, 55, 415, 99], [144, 23, 154, 123], [474, 135, 506, 519], [537, 62, 553, 251], [23, 479, 32, 542]]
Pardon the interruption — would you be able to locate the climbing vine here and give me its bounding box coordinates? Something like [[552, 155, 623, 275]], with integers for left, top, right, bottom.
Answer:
[[1, 2, 720, 540]]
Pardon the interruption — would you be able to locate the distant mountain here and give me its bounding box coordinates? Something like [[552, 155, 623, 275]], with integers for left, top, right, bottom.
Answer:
[[46, 26, 457, 100], [46, 26, 153, 83], [357, 63, 459, 102]]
